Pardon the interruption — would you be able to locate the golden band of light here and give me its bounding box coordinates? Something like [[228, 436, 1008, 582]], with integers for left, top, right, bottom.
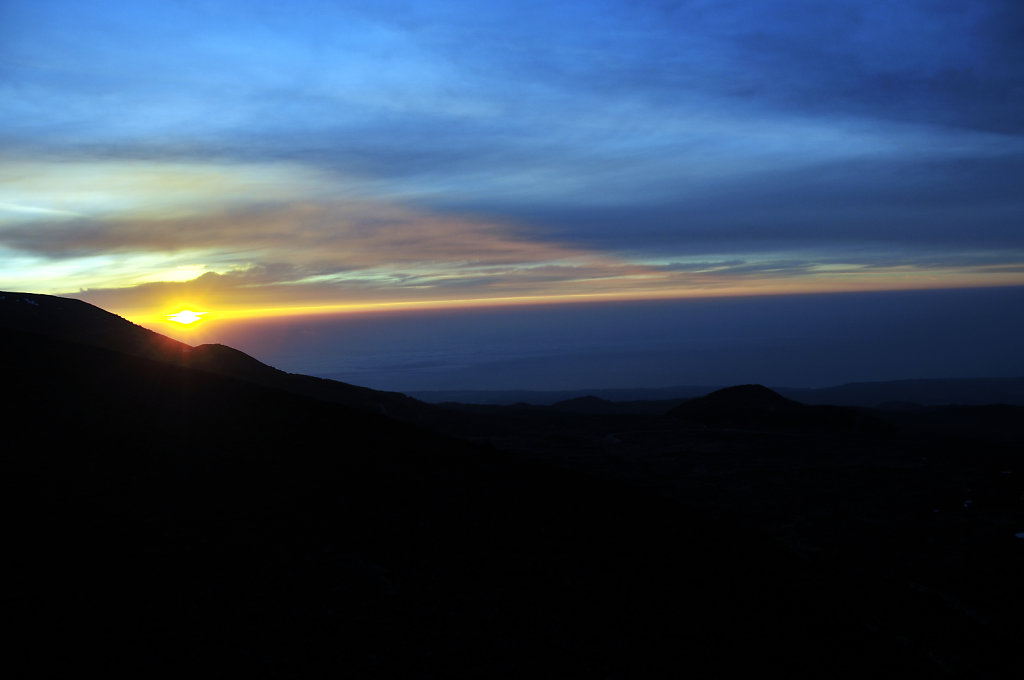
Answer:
[[129, 273, 1024, 331]]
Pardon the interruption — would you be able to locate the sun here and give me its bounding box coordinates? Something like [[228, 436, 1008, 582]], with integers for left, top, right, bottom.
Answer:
[[167, 309, 207, 324]]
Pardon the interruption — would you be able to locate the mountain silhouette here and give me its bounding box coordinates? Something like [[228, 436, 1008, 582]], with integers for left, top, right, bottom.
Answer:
[[0, 291, 841, 677], [666, 384, 889, 433], [684, 383, 800, 408], [0, 291, 189, 359], [0, 291, 435, 423], [668, 383, 803, 426], [4, 291, 1020, 678]]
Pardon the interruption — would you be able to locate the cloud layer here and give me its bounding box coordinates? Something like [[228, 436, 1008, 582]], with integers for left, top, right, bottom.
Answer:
[[2, 0, 1022, 320]]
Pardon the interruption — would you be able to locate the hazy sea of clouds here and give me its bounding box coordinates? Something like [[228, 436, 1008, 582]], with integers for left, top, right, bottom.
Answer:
[[204, 286, 1024, 393]]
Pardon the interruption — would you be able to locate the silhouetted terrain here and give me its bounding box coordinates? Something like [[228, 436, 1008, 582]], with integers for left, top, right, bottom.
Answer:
[[413, 376, 1024, 408], [3, 292, 1022, 678]]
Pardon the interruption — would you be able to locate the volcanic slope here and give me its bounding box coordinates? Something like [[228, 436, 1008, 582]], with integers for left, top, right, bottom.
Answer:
[[4, 291, 1021, 677], [0, 292, 897, 678], [0, 292, 433, 421]]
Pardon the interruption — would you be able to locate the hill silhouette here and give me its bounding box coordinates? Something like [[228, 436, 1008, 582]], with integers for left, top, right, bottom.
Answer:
[[413, 376, 1024, 408], [666, 384, 885, 432], [0, 291, 189, 358], [673, 383, 800, 413], [0, 293, 857, 677], [3, 291, 1021, 678], [0, 292, 436, 423]]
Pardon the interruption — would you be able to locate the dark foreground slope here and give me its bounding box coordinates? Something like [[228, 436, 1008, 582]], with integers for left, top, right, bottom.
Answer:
[[0, 292, 436, 422], [0, 305, 929, 678], [433, 388, 1024, 678], [4, 293, 1022, 677]]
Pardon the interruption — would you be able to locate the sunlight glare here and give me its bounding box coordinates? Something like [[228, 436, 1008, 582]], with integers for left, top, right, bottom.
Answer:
[[167, 309, 206, 324]]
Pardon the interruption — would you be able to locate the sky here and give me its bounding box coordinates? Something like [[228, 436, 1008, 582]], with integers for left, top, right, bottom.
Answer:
[[192, 287, 1024, 392], [2, 1, 1023, 389]]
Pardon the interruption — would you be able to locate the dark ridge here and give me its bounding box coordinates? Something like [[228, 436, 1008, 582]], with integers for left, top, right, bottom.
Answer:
[[693, 383, 802, 409], [414, 378, 1024, 408], [554, 395, 613, 406], [544, 394, 690, 416], [667, 384, 888, 432], [2, 323, 888, 678], [0, 290, 189, 360], [5, 291, 1021, 677], [409, 384, 722, 405], [0, 290, 437, 424], [186, 342, 283, 377], [550, 395, 617, 412], [667, 384, 802, 426]]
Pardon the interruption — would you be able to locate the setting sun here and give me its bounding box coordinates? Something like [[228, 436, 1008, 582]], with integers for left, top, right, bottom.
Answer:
[[167, 310, 206, 324]]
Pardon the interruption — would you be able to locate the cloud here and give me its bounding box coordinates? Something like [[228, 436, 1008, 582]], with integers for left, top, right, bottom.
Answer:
[[2, 1, 1023, 320], [0, 200, 586, 267], [2, 155, 1021, 320], [61, 239, 1024, 324], [582, 0, 1024, 134]]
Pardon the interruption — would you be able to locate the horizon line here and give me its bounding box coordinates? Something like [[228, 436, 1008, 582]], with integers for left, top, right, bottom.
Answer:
[[105, 278, 1024, 333]]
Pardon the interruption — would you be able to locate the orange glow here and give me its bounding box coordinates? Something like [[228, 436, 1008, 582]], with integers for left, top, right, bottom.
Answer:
[[126, 269, 1024, 334]]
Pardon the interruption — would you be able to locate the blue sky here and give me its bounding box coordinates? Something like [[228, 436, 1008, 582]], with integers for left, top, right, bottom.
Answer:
[[2, 0, 1023, 328]]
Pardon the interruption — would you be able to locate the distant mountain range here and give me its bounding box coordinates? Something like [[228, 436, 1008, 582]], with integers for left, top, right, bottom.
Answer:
[[411, 375, 1024, 407], [3, 290, 1021, 677]]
